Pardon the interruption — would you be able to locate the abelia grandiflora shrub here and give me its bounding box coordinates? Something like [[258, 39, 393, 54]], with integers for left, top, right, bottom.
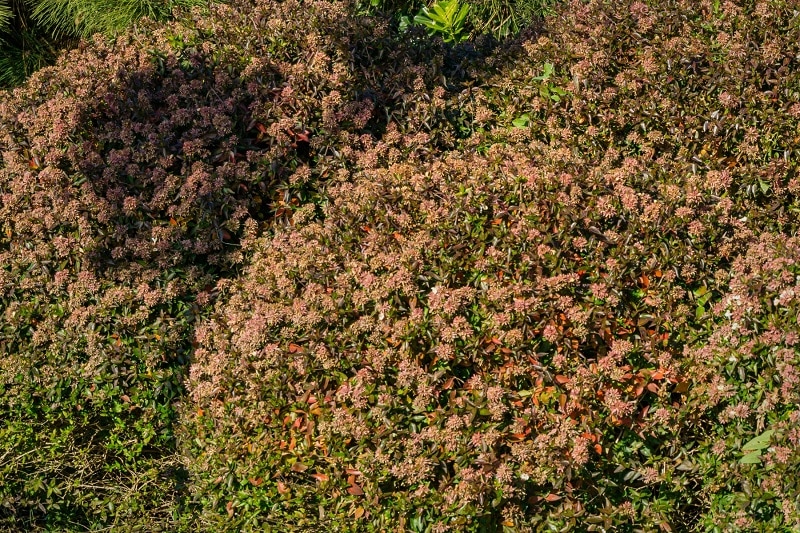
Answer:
[[0, 0, 462, 528], [183, 0, 800, 530], [3, 0, 800, 530], [686, 234, 800, 530]]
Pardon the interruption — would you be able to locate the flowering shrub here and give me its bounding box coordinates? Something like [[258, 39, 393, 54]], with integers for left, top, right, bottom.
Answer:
[[685, 234, 800, 531], [2, 0, 800, 530], [0, 0, 461, 528]]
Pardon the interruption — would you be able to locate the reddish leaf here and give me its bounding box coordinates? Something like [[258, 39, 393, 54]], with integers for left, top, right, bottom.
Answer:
[[347, 483, 365, 496], [310, 473, 329, 483], [544, 493, 562, 502], [288, 343, 302, 353], [554, 375, 570, 385]]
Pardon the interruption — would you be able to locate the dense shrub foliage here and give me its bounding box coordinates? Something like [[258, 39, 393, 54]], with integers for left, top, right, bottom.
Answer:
[[2, 0, 800, 530], [0, 0, 474, 529]]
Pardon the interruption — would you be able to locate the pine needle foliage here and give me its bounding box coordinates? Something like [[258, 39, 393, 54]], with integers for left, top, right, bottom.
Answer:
[[0, 1, 12, 32], [26, 0, 208, 40], [0, 0, 65, 87], [0, 0, 211, 88], [468, 0, 557, 38], [0, 25, 61, 86]]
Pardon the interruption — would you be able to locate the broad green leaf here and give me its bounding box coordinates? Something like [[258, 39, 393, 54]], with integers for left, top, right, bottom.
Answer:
[[420, 9, 447, 24], [455, 3, 469, 24], [739, 450, 762, 464], [414, 0, 469, 42], [693, 286, 707, 297], [742, 430, 774, 451], [431, 5, 449, 20], [512, 114, 530, 128], [697, 291, 712, 307], [414, 14, 444, 30]]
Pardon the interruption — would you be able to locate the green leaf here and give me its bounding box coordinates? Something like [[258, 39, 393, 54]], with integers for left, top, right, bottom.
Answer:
[[742, 430, 774, 451], [512, 114, 530, 128], [413, 0, 470, 42], [455, 2, 469, 25], [423, 8, 448, 24], [533, 63, 554, 82], [739, 450, 762, 464], [694, 287, 712, 307]]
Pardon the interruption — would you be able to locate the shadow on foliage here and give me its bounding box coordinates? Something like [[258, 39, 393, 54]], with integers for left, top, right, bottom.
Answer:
[[0, 0, 520, 529]]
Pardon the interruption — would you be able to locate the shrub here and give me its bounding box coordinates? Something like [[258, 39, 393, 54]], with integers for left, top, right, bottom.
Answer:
[[182, 0, 800, 530], [2, 0, 800, 530], [362, 0, 560, 40], [685, 234, 800, 531], [0, 0, 463, 528]]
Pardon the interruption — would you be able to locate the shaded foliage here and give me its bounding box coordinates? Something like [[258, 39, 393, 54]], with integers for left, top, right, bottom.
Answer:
[[0, 0, 209, 87]]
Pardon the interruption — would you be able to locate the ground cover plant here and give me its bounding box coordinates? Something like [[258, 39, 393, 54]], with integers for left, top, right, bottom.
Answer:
[[1, 0, 800, 531]]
